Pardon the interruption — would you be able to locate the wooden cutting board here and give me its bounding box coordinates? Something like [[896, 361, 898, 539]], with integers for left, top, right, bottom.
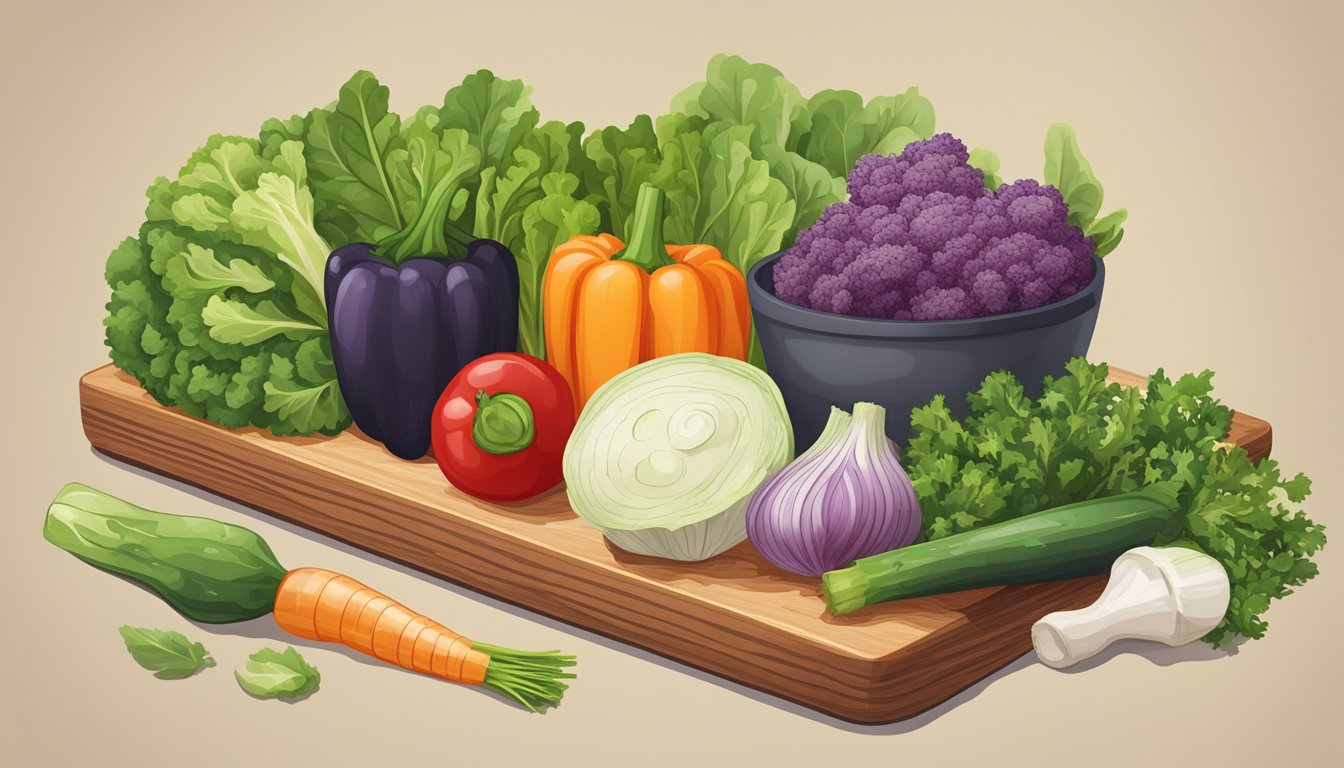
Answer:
[[78, 364, 1271, 724]]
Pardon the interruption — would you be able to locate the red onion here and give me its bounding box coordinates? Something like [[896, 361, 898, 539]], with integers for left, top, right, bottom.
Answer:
[[745, 402, 921, 577]]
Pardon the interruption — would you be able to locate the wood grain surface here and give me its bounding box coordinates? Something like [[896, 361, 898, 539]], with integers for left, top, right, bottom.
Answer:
[[78, 364, 1272, 724]]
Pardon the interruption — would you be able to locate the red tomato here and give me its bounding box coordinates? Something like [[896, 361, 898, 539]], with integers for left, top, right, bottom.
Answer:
[[431, 353, 576, 503]]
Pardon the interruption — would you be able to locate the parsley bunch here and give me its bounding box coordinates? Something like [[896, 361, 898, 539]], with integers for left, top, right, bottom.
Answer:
[[905, 357, 1324, 647]]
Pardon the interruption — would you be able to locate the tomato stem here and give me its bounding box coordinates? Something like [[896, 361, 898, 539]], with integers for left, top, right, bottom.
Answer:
[[473, 390, 536, 455]]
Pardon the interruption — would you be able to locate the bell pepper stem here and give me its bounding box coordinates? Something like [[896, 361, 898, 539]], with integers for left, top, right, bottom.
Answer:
[[615, 183, 675, 272], [381, 176, 471, 263], [473, 390, 536, 455]]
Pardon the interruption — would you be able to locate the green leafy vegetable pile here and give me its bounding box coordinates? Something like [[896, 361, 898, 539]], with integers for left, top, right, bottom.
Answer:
[[904, 358, 1325, 646], [105, 70, 549, 436], [593, 55, 938, 362], [105, 55, 939, 435], [106, 135, 344, 435]]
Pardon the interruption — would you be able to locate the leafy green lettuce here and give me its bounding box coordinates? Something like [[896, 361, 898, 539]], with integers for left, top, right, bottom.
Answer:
[[583, 115, 662, 240], [107, 132, 349, 435], [303, 70, 408, 245], [665, 54, 935, 246], [968, 148, 1005, 191], [307, 70, 598, 360], [577, 113, 794, 366], [905, 358, 1324, 647], [104, 60, 945, 430], [1044, 123, 1126, 256], [656, 122, 794, 279], [586, 54, 938, 280], [797, 86, 935, 178], [107, 71, 528, 433], [473, 118, 600, 359], [643, 56, 935, 365]]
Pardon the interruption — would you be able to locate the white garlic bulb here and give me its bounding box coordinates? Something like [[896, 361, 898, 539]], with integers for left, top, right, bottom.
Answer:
[[1032, 546, 1230, 669]]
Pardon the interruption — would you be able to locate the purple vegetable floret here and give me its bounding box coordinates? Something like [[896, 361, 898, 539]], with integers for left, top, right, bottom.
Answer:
[[774, 133, 1097, 320], [911, 287, 977, 320]]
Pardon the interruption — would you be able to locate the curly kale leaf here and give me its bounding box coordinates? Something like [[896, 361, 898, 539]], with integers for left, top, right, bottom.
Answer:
[[103, 130, 349, 435]]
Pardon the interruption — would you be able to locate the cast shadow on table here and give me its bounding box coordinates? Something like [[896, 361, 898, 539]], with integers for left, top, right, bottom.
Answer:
[[92, 447, 1240, 732]]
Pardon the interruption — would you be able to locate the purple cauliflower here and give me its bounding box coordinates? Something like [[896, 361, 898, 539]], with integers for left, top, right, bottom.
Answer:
[[773, 133, 1097, 320]]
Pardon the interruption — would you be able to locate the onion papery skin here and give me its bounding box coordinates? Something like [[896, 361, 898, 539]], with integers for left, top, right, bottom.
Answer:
[[563, 353, 794, 561], [746, 402, 922, 577]]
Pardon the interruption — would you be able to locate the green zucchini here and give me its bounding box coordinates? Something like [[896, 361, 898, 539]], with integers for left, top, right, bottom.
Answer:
[[43, 483, 288, 623], [821, 484, 1183, 615]]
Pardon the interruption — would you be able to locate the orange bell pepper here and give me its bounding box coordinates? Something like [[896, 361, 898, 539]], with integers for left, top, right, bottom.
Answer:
[[542, 183, 750, 412]]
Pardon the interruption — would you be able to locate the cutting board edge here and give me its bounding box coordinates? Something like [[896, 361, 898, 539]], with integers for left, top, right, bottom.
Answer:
[[80, 442, 983, 724], [80, 366, 1012, 653], [74, 363, 1273, 725], [79, 367, 1008, 724]]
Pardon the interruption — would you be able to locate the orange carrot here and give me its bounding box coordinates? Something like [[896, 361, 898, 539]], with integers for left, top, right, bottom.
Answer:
[[46, 485, 577, 712], [273, 567, 575, 712]]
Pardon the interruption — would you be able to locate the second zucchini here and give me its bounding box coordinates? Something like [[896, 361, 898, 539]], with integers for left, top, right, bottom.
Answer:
[[821, 484, 1183, 615]]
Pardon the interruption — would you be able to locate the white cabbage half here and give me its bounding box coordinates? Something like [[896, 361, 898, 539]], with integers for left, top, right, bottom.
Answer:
[[563, 353, 794, 561]]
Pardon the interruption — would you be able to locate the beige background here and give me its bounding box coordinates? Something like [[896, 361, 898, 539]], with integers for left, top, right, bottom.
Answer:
[[2, 0, 1340, 765]]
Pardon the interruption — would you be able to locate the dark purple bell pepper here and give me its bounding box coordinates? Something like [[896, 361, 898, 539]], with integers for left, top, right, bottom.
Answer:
[[325, 239, 519, 459]]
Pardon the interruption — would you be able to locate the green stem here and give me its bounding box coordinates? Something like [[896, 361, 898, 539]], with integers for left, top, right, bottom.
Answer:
[[381, 177, 463, 263], [473, 390, 536, 455], [614, 183, 675, 273]]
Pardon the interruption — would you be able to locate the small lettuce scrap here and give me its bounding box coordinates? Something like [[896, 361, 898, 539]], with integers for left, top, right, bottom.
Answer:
[[904, 358, 1325, 647], [234, 646, 320, 699], [118, 625, 215, 680]]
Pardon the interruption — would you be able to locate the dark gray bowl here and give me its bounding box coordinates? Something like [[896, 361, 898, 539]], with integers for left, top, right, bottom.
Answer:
[[747, 252, 1105, 451]]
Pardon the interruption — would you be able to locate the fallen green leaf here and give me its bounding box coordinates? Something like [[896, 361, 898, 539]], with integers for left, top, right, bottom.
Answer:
[[118, 625, 215, 680], [235, 646, 321, 699]]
